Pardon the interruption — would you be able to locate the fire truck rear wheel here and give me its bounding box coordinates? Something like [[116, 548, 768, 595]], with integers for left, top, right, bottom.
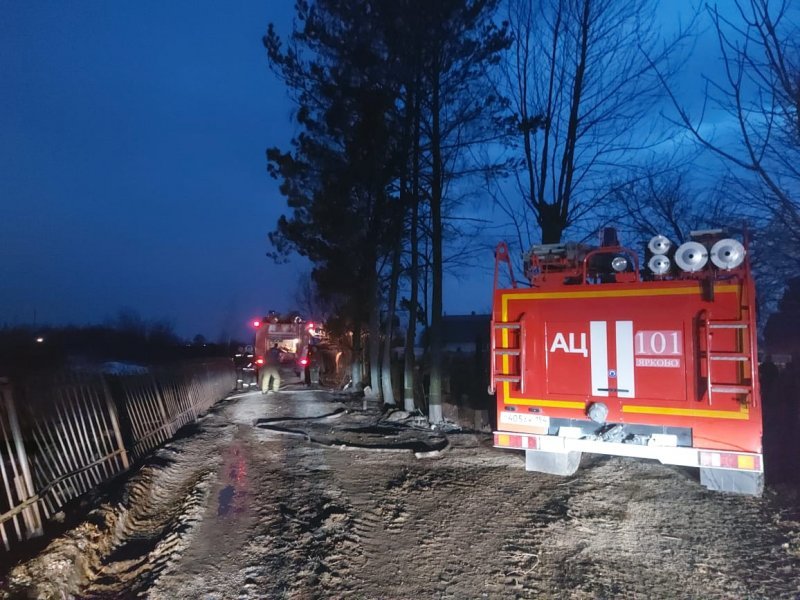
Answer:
[[525, 450, 582, 476]]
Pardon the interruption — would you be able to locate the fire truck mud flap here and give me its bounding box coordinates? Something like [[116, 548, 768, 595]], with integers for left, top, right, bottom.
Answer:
[[700, 467, 763, 496], [525, 449, 582, 476]]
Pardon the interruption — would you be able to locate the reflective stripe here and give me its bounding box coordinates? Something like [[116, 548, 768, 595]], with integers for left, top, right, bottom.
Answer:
[[622, 405, 749, 420], [615, 321, 635, 398], [501, 285, 739, 303], [590, 321, 608, 396], [505, 398, 586, 409]]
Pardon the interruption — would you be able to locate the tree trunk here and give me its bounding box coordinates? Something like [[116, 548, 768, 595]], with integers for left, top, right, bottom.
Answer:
[[351, 319, 363, 387], [404, 84, 421, 413], [368, 271, 382, 399], [404, 207, 420, 411], [382, 243, 401, 406], [552, 0, 590, 243], [429, 64, 444, 424], [539, 202, 565, 244]]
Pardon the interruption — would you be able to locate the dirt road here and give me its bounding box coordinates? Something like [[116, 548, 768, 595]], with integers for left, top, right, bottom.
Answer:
[[4, 385, 799, 599]]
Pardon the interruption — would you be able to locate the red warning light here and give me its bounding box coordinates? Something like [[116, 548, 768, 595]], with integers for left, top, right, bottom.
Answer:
[[306, 322, 314, 330], [299, 358, 308, 366], [255, 357, 265, 365], [252, 320, 261, 328]]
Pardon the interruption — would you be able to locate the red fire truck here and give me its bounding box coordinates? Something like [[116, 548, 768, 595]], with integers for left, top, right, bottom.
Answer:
[[252, 314, 324, 382], [491, 228, 763, 495]]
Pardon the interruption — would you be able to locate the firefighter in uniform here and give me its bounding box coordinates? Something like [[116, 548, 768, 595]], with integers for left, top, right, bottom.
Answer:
[[304, 345, 321, 387], [261, 343, 283, 394]]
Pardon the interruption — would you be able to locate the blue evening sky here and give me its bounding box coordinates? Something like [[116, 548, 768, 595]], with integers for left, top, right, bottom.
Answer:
[[1, 1, 299, 341], [0, 1, 729, 341]]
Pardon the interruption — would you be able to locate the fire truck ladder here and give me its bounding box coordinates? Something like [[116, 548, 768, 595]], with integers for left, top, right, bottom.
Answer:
[[699, 309, 757, 407], [490, 320, 526, 394]]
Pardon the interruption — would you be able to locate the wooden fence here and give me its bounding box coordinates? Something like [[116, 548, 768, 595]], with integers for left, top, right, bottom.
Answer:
[[0, 359, 234, 552]]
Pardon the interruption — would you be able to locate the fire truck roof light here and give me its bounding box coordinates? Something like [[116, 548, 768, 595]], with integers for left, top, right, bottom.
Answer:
[[710, 238, 746, 270], [252, 320, 261, 328], [648, 235, 672, 255], [611, 256, 628, 272], [675, 241, 709, 272], [648, 254, 671, 275]]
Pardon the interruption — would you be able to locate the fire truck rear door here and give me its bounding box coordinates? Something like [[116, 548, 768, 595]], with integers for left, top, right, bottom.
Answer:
[[544, 319, 687, 403]]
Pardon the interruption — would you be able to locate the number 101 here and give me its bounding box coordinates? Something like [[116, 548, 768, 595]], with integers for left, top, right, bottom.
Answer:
[[635, 330, 681, 356]]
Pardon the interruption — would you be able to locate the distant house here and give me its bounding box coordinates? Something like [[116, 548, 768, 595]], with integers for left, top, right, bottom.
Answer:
[[439, 313, 491, 355]]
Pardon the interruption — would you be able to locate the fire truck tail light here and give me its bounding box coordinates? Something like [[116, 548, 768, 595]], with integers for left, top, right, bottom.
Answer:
[[699, 451, 761, 471], [299, 358, 308, 366], [494, 433, 538, 450], [737, 455, 757, 470], [255, 357, 264, 365]]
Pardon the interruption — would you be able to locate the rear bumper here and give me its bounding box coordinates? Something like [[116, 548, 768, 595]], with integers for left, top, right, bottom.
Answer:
[[494, 431, 763, 473]]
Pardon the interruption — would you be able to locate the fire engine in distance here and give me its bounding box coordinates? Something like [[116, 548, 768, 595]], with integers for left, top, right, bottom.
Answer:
[[251, 312, 324, 383], [490, 228, 763, 495]]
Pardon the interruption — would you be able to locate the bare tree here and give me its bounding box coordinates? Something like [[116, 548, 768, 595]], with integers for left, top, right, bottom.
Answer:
[[654, 0, 799, 326], [499, 0, 694, 244], [415, 0, 509, 423], [659, 0, 799, 238], [612, 168, 744, 243]]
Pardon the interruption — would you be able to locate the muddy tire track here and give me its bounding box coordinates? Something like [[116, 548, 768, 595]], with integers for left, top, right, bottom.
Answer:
[[4, 422, 232, 599]]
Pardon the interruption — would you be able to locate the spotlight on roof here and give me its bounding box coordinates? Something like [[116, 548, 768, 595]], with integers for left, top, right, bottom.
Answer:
[[675, 241, 709, 272], [648, 255, 671, 275], [611, 256, 629, 272], [648, 235, 672, 255], [710, 238, 746, 270]]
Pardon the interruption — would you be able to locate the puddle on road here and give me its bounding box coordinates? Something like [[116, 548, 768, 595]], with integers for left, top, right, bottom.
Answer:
[[217, 485, 237, 516], [217, 443, 249, 517]]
